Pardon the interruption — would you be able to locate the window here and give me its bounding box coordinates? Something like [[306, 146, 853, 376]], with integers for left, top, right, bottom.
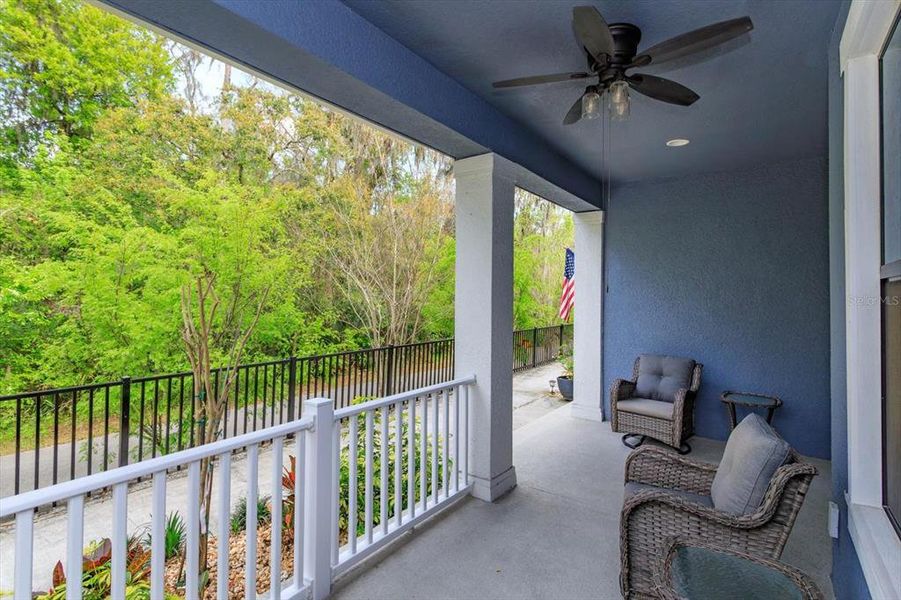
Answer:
[[880, 15, 901, 538]]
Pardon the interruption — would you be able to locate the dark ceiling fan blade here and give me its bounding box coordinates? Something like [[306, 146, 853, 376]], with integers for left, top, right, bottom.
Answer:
[[637, 16, 753, 66], [493, 72, 590, 88], [627, 74, 700, 106], [572, 6, 615, 63], [563, 95, 584, 125]]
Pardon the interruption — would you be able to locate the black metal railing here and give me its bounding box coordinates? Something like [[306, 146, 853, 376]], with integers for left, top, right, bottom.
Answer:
[[513, 324, 572, 372], [0, 325, 570, 496]]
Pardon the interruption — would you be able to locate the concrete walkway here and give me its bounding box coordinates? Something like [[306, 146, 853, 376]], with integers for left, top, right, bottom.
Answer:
[[0, 362, 568, 593]]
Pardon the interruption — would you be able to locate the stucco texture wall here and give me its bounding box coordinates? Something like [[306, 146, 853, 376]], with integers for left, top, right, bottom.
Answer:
[[604, 157, 831, 459]]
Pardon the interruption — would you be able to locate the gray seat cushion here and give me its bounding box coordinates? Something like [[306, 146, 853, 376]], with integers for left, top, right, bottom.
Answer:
[[710, 413, 792, 515], [624, 481, 714, 509], [616, 398, 674, 420], [634, 354, 696, 402]]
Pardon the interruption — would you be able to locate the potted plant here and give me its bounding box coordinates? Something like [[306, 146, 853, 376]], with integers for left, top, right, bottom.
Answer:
[[557, 344, 573, 400]]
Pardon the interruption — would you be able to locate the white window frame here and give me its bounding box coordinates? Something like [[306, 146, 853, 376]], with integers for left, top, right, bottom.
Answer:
[[841, 1, 901, 597]]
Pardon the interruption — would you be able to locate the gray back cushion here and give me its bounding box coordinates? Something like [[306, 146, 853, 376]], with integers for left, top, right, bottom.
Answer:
[[634, 354, 696, 402], [711, 414, 792, 515]]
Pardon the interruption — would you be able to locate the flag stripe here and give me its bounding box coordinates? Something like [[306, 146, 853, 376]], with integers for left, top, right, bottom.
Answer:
[[558, 248, 575, 322]]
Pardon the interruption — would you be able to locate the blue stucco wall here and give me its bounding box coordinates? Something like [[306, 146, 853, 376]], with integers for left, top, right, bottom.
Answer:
[[604, 157, 831, 458], [827, 2, 870, 598]]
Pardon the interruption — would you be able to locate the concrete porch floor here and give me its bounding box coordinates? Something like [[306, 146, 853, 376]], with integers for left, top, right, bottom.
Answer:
[[332, 402, 833, 600]]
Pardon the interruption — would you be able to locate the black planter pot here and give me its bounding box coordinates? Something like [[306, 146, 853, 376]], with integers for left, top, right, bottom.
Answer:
[[557, 376, 573, 400]]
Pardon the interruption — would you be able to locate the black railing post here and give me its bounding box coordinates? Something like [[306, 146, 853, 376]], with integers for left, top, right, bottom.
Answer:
[[384, 345, 395, 396], [531, 328, 538, 367], [118, 377, 131, 468], [287, 356, 297, 420], [560, 324, 565, 349]]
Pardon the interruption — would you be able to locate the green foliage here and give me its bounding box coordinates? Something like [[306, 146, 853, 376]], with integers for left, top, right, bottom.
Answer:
[[559, 343, 574, 378], [36, 536, 151, 600], [230, 494, 272, 534], [144, 511, 186, 560], [513, 189, 574, 329], [0, 0, 173, 158], [337, 396, 449, 539], [0, 0, 571, 417]]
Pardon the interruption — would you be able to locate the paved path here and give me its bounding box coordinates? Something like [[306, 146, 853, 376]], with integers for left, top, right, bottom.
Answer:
[[0, 363, 566, 593]]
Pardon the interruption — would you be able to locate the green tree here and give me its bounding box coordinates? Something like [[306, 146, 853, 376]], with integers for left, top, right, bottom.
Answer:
[[0, 0, 172, 160]]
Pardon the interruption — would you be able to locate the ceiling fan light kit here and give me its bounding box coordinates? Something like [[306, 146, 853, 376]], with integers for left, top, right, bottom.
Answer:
[[581, 88, 602, 120], [492, 7, 754, 125]]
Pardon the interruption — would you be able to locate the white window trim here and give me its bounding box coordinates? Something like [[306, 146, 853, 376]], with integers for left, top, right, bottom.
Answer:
[[841, 1, 901, 597]]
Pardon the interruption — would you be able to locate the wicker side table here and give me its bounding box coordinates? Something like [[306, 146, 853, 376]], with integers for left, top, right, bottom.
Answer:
[[720, 391, 782, 430], [655, 539, 824, 600]]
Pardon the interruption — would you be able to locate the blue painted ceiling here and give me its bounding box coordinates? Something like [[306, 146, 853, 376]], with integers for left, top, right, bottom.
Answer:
[[343, 0, 843, 183]]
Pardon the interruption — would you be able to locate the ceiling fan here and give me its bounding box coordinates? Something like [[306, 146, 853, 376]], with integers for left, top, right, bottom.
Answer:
[[492, 7, 753, 124]]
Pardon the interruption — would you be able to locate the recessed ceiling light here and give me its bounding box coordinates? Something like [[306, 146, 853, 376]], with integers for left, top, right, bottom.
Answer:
[[666, 138, 690, 147]]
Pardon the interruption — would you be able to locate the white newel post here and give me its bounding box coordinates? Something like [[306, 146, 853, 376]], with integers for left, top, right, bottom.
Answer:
[[570, 210, 605, 422], [305, 398, 335, 600], [454, 154, 517, 502]]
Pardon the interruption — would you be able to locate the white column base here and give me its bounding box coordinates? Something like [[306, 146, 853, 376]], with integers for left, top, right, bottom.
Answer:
[[470, 465, 517, 502], [569, 402, 604, 422]]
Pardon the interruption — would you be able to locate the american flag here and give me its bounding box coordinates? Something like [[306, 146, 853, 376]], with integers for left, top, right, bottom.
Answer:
[[558, 248, 575, 321]]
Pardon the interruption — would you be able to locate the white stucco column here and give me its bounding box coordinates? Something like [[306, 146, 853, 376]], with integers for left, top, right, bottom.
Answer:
[[454, 153, 516, 502], [570, 210, 605, 422]]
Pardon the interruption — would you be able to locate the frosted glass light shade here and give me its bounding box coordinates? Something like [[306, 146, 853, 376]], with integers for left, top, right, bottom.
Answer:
[[581, 91, 601, 120], [609, 81, 630, 121]]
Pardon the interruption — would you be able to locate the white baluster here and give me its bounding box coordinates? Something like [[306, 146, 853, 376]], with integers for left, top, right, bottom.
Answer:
[[293, 431, 305, 588], [150, 472, 166, 600], [380, 405, 388, 535], [364, 410, 373, 545], [14, 509, 34, 600], [186, 461, 200, 600], [408, 399, 416, 520], [217, 452, 231, 600], [443, 388, 449, 498], [246, 444, 259, 600], [349, 415, 358, 554], [66, 495, 84, 600], [395, 403, 403, 526], [431, 392, 438, 504], [111, 482, 128, 600], [271, 436, 284, 598], [464, 385, 470, 485], [454, 385, 460, 492], [331, 420, 340, 566], [420, 395, 428, 511]]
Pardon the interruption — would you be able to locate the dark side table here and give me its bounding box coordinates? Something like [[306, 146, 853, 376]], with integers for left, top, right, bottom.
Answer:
[[720, 391, 782, 430], [655, 539, 824, 600]]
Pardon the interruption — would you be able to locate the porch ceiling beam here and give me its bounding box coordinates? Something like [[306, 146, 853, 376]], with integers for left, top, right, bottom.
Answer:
[[100, 0, 603, 209]]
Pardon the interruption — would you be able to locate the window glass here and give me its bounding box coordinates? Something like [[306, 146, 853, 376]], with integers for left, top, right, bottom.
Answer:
[[882, 20, 901, 264], [881, 16, 901, 536]]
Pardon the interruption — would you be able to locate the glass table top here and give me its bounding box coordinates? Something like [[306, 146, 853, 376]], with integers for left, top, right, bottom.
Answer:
[[670, 546, 804, 600], [721, 392, 781, 407]]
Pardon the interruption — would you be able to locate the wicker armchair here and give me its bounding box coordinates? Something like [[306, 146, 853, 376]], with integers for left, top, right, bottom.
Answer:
[[611, 355, 703, 454], [619, 446, 817, 599]]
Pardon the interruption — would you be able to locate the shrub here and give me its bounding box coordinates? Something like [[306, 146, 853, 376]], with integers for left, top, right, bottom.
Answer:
[[230, 494, 272, 534], [558, 343, 573, 378], [37, 536, 151, 600], [144, 511, 186, 560], [336, 395, 450, 539]]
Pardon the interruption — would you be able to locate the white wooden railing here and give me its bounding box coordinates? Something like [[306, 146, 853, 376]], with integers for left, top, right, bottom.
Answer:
[[0, 376, 475, 600]]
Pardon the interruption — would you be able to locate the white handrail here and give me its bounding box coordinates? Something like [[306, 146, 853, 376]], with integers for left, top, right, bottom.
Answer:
[[332, 375, 476, 419], [0, 413, 316, 517]]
